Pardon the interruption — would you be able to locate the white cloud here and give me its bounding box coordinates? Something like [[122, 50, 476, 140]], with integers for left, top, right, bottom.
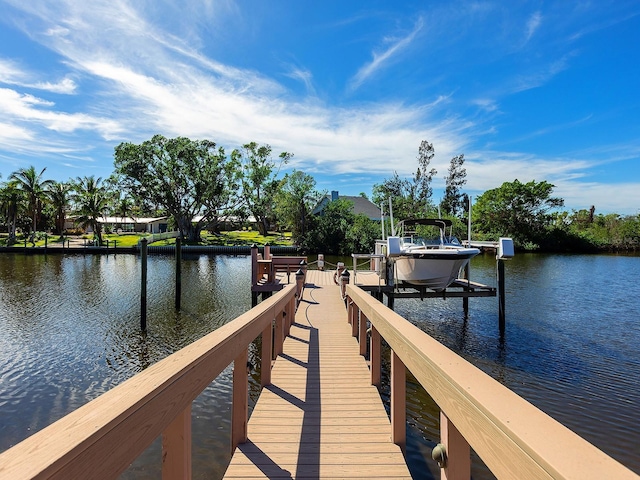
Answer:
[[284, 66, 316, 96], [0, 58, 77, 93], [524, 11, 542, 44], [348, 16, 424, 92], [0, 87, 120, 136], [511, 52, 574, 93], [33, 77, 77, 94]]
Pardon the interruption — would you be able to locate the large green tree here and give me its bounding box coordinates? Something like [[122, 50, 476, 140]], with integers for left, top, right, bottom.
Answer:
[[372, 140, 437, 222], [233, 142, 292, 236], [9, 166, 53, 242], [472, 179, 564, 247], [274, 170, 321, 243], [301, 199, 378, 255], [440, 154, 467, 218], [114, 135, 240, 242]]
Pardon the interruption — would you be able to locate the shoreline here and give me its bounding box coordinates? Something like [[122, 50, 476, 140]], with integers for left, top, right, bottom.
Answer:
[[0, 244, 300, 255]]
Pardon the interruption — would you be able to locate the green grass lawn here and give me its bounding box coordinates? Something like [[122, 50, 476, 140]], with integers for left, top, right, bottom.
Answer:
[[0, 230, 294, 248], [204, 230, 293, 246]]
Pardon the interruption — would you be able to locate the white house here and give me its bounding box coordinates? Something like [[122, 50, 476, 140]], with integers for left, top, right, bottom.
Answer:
[[65, 216, 170, 234]]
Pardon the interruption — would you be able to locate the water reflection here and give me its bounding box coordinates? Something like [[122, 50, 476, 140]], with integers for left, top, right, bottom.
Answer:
[[0, 252, 639, 478], [392, 252, 640, 478]]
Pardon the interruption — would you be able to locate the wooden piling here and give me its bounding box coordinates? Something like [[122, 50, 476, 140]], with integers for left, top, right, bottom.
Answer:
[[141, 238, 148, 331], [175, 237, 182, 310], [462, 263, 470, 313], [498, 258, 506, 333]]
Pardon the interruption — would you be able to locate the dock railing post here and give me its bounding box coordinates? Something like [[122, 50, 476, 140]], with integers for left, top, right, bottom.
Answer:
[[359, 311, 368, 356], [274, 310, 284, 357], [261, 317, 273, 387], [351, 305, 359, 337], [300, 259, 307, 283], [340, 269, 350, 301], [439, 412, 470, 480], [162, 404, 192, 479], [391, 350, 406, 454], [370, 325, 381, 387], [231, 348, 249, 452], [295, 268, 304, 304]]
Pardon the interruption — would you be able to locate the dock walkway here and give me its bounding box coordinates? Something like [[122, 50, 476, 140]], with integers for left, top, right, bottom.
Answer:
[[224, 271, 411, 479]]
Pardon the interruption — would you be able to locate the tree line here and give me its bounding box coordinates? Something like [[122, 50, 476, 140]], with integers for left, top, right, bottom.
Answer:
[[1, 135, 638, 253]]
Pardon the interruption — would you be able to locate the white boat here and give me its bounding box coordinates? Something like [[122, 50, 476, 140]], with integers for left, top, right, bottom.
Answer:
[[381, 218, 480, 291]]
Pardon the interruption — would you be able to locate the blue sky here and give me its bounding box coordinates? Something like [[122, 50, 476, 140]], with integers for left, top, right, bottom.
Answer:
[[1, 1, 639, 214]]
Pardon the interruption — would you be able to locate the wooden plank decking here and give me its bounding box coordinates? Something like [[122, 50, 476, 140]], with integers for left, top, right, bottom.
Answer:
[[223, 271, 411, 479]]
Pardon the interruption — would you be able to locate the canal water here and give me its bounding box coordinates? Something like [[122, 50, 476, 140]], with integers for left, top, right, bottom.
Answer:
[[0, 252, 638, 478]]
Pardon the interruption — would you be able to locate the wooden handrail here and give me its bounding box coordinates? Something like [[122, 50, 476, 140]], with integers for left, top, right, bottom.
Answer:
[[0, 284, 297, 480], [346, 284, 637, 480]]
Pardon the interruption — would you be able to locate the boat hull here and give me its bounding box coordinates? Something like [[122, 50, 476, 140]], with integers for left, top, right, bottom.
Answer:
[[393, 248, 479, 290]]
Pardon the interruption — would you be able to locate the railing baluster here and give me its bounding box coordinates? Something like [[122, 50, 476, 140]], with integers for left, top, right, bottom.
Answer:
[[359, 311, 367, 356], [162, 404, 192, 480], [440, 411, 470, 480], [261, 319, 273, 387], [391, 350, 406, 454], [352, 307, 359, 337], [231, 348, 249, 452], [275, 310, 284, 357], [370, 325, 381, 387], [347, 297, 354, 325], [284, 302, 294, 337]]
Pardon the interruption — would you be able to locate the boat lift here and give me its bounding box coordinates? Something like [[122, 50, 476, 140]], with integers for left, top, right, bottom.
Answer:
[[351, 233, 514, 332]]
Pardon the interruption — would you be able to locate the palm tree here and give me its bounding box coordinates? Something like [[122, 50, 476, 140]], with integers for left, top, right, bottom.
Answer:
[[0, 180, 24, 244], [73, 176, 110, 245], [9, 166, 53, 243], [48, 182, 71, 236]]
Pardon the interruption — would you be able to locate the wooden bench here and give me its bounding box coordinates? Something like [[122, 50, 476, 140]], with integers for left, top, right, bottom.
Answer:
[[271, 256, 307, 283]]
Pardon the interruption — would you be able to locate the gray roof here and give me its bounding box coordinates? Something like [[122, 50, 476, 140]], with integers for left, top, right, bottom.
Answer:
[[312, 193, 381, 220]]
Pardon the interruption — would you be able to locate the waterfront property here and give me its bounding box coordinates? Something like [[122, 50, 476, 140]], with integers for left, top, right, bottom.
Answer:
[[64, 216, 169, 234], [0, 267, 636, 479]]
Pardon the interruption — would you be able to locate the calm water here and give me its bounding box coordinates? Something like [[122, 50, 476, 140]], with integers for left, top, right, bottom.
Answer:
[[0, 252, 639, 478]]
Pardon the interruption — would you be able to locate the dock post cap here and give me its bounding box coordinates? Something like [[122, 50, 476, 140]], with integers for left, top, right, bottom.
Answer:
[[497, 237, 514, 259]]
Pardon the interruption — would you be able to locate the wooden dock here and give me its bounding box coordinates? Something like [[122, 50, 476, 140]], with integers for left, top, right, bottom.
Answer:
[[1, 268, 636, 479], [224, 271, 411, 479]]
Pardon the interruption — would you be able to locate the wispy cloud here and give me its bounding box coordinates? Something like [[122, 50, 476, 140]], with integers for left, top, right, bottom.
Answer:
[[0, 59, 77, 93], [471, 98, 499, 113], [284, 66, 316, 96], [0, 87, 121, 136], [348, 16, 424, 92], [524, 11, 542, 44], [511, 51, 575, 93], [501, 115, 594, 145]]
